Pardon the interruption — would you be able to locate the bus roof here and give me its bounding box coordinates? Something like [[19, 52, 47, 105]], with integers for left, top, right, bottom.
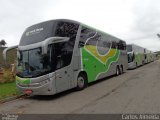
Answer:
[[20, 19, 126, 46]]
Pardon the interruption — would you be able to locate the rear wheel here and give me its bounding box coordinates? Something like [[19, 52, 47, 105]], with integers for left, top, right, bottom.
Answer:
[[120, 65, 123, 74], [76, 73, 87, 90], [142, 61, 144, 65], [116, 66, 120, 76], [136, 62, 138, 68]]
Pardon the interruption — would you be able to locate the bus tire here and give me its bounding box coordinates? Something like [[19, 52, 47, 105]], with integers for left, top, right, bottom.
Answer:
[[142, 61, 144, 65], [76, 73, 87, 91], [116, 66, 120, 76], [136, 62, 138, 68], [120, 65, 123, 74]]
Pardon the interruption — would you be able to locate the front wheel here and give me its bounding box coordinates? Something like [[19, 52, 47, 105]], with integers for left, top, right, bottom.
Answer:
[[76, 74, 87, 90]]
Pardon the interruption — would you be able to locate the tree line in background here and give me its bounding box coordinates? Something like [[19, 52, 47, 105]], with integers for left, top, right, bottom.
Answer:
[[0, 39, 7, 47]]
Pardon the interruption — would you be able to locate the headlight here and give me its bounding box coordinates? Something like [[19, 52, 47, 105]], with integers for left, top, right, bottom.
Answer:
[[40, 79, 50, 85]]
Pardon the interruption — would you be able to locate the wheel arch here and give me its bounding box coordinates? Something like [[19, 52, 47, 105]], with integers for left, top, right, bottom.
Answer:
[[76, 70, 88, 90], [78, 71, 88, 82]]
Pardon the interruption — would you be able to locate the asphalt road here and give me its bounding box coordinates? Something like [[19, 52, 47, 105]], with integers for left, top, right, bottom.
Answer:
[[0, 60, 160, 114]]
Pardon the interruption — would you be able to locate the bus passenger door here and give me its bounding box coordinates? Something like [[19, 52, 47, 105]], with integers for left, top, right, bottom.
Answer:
[[54, 42, 72, 93]]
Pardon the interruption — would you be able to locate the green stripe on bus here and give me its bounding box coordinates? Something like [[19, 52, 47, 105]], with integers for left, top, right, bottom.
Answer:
[[16, 76, 31, 84]]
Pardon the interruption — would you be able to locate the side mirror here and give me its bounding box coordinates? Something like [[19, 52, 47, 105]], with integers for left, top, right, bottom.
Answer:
[[3, 45, 18, 62]]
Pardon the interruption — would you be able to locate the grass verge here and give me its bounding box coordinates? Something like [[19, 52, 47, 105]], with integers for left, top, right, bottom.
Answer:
[[0, 82, 21, 101]]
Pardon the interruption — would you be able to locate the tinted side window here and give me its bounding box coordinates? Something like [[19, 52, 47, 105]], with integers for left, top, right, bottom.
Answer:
[[96, 33, 112, 55], [117, 40, 126, 50], [55, 22, 79, 47], [111, 41, 117, 49], [98, 33, 111, 48], [54, 22, 79, 68], [122, 41, 126, 50], [79, 26, 97, 47]]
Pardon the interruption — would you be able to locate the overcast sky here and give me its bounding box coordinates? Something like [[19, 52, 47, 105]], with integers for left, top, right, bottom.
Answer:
[[0, 0, 160, 51]]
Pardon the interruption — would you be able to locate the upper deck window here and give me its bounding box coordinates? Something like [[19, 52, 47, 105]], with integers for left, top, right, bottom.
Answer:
[[20, 21, 55, 46], [55, 22, 79, 48], [19, 20, 79, 46]]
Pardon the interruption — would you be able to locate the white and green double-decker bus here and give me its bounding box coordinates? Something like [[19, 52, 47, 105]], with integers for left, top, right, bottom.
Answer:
[[4, 19, 128, 95], [144, 49, 154, 63], [127, 44, 146, 69], [127, 44, 156, 69]]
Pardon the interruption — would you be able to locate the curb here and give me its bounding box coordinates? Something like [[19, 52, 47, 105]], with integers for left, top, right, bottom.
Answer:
[[0, 94, 25, 104]]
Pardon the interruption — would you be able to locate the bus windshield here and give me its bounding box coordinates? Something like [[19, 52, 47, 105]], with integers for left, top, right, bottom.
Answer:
[[16, 48, 52, 78], [127, 45, 132, 52]]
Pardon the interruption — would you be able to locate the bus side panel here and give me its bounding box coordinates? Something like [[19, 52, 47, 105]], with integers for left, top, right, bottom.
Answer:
[[97, 50, 127, 79], [119, 50, 128, 71], [132, 44, 145, 66], [135, 53, 144, 66], [81, 47, 121, 82]]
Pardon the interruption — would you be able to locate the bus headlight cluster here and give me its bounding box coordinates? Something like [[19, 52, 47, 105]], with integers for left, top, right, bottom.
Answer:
[[40, 79, 50, 85]]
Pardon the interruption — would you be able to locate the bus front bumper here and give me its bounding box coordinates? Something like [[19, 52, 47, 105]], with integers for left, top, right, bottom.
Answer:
[[16, 79, 55, 96], [128, 62, 136, 69]]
